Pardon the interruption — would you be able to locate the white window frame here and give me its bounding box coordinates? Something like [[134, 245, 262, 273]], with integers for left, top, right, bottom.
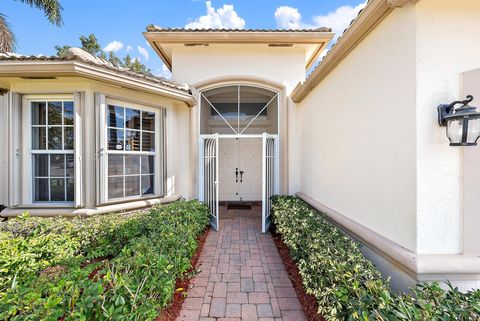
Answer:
[[98, 97, 164, 204], [22, 94, 78, 206]]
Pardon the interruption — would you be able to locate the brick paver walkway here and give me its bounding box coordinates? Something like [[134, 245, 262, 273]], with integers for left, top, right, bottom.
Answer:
[[177, 205, 306, 321]]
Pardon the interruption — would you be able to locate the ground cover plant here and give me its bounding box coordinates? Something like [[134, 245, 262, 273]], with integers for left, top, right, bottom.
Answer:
[[271, 195, 480, 321], [0, 200, 209, 321]]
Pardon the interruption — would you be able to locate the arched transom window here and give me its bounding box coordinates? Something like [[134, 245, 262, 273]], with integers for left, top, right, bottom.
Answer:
[[200, 85, 278, 135]]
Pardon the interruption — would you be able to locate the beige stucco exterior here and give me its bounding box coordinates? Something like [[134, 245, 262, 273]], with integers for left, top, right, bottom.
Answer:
[[297, 4, 418, 252], [1, 0, 480, 290], [293, 0, 480, 289]]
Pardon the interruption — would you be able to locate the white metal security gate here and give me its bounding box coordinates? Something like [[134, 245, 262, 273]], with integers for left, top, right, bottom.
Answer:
[[262, 133, 279, 233], [199, 134, 219, 230]]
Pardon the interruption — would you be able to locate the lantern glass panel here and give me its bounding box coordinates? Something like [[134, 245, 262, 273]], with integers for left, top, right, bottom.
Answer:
[[466, 117, 480, 144], [446, 118, 464, 144]]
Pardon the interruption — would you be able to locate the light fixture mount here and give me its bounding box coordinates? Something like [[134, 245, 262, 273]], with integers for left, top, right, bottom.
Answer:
[[437, 95, 480, 146]]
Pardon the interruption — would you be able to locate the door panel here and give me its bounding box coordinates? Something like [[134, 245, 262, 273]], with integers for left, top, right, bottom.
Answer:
[[239, 139, 262, 201], [218, 138, 262, 202], [218, 138, 239, 201]]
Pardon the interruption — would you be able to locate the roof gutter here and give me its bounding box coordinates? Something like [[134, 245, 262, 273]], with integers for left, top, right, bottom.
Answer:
[[0, 61, 196, 106], [291, 0, 419, 103]]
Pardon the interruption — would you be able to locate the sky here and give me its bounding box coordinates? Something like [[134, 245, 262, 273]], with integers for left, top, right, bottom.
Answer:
[[2, 0, 366, 78]]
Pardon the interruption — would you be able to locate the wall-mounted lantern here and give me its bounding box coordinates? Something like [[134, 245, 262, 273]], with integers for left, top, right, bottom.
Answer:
[[438, 95, 480, 146]]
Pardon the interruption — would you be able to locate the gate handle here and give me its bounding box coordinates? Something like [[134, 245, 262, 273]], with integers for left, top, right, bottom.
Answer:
[[235, 168, 238, 183], [239, 170, 244, 183]]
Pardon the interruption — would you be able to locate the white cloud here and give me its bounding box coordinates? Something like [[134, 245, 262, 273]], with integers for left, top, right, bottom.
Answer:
[[156, 64, 172, 79], [274, 2, 366, 41], [274, 6, 303, 29], [104, 40, 124, 52], [137, 46, 149, 61], [125, 45, 133, 52], [185, 1, 245, 29], [313, 2, 367, 41]]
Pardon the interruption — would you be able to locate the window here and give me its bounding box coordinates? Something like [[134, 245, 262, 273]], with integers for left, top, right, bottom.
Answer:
[[106, 104, 156, 200], [200, 85, 279, 135], [31, 100, 74, 202]]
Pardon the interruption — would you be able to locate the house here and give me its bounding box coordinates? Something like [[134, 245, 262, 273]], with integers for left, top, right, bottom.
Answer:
[[1, 0, 479, 291]]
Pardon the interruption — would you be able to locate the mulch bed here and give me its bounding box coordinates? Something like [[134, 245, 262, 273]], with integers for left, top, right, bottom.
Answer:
[[271, 229, 325, 321], [157, 227, 210, 321]]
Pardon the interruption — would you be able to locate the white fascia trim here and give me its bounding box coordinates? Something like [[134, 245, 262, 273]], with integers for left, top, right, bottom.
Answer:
[[1, 193, 182, 217], [0, 61, 196, 106], [297, 192, 480, 278]]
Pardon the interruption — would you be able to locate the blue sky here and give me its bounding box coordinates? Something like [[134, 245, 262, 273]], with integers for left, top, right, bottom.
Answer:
[[2, 0, 365, 77]]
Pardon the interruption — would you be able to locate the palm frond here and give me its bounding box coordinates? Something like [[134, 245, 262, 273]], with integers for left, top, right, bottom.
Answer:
[[17, 0, 63, 26], [0, 14, 16, 53]]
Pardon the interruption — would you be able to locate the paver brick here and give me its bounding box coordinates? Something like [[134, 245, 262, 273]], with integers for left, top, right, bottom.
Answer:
[[226, 292, 248, 304], [241, 304, 258, 321], [209, 298, 226, 317], [213, 282, 228, 298], [227, 282, 240, 292], [225, 303, 241, 317], [257, 304, 274, 317], [177, 208, 306, 320], [277, 298, 302, 311], [248, 292, 270, 304], [241, 277, 254, 292]]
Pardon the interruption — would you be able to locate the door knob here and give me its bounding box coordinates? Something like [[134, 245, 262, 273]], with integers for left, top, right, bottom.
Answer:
[[239, 170, 244, 182]]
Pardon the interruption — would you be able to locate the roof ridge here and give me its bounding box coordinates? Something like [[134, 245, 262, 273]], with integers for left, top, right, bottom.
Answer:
[[146, 25, 332, 33]]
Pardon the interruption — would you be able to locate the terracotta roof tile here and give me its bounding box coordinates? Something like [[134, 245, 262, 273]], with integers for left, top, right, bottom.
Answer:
[[146, 25, 332, 33], [306, 1, 369, 77], [0, 48, 191, 94]]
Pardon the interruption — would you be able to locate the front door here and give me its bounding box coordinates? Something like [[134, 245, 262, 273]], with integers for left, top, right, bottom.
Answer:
[[219, 138, 262, 202]]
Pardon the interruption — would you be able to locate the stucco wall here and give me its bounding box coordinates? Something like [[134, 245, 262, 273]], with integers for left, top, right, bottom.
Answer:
[[297, 5, 418, 251], [415, 0, 480, 254], [172, 45, 305, 93]]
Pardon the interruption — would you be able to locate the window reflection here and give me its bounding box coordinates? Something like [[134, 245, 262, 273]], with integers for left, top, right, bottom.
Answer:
[[106, 104, 157, 200]]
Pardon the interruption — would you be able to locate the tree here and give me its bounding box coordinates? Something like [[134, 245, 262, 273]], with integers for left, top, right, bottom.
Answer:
[[54, 44, 70, 57], [79, 34, 104, 58], [56, 34, 151, 75], [1, 0, 63, 52], [123, 54, 151, 74]]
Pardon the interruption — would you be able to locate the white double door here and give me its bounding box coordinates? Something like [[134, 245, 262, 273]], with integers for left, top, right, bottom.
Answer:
[[219, 138, 262, 201]]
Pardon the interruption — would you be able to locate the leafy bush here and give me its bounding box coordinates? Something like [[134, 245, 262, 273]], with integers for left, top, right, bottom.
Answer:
[[271, 195, 480, 321], [0, 200, 209, 320]]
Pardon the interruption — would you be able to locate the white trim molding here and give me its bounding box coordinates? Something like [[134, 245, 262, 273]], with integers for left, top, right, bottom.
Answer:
[[297, 192, 480, 286], [0, 61, 196, 106], [1, 194, 181, 217]]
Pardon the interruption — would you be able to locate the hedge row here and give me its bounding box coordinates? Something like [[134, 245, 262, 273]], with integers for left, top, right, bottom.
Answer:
[[0, 200, 210, 320], [271, 195, 480, 321]]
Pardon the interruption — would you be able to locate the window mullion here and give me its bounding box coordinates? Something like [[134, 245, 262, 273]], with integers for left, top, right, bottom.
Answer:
[[64, 153, 67, 201], [47, 154, 51, 202], [122, 155, 126, 198], [45, 101, 49, 152]]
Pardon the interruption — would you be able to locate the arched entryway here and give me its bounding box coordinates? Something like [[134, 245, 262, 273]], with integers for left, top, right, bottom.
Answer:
[[198, 84, 279, 233]]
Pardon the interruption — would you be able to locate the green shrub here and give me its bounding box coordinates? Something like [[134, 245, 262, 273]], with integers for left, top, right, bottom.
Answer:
[[0, 200, 209, 321], [271, 195, 480, 321]]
